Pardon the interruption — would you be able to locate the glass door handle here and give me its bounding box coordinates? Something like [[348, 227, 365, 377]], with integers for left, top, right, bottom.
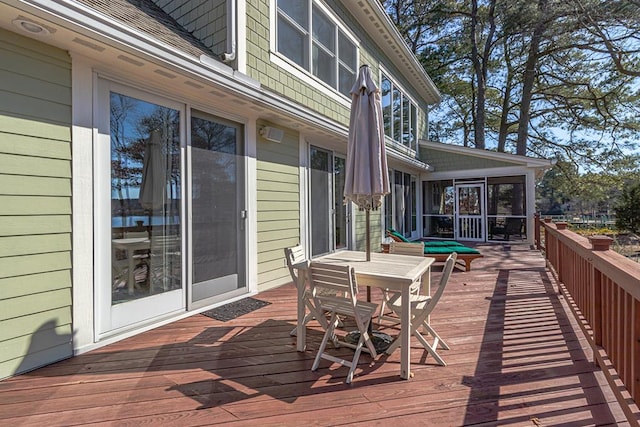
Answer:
[[240, 210, 247, 231]]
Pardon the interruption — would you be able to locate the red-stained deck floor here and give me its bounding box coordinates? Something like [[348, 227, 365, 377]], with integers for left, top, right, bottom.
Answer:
[[1, 243, 636, 426]]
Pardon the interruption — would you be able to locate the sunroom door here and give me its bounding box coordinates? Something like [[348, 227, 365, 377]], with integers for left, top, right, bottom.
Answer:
[[455, 183, 485, 241], [97, 82, 185, 336], [188, 111, 246, 309]]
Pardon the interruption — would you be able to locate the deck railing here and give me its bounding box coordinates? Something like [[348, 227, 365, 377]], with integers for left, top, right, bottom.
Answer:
[[534, 214, 640, 425]]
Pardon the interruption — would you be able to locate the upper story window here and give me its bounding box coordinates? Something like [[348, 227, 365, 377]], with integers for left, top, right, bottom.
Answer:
[[381, 73, 418, 149], [276, 0, 357, 97]]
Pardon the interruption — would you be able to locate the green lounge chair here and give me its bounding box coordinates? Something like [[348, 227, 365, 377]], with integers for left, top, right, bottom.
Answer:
[[385, 229, 483, 271]]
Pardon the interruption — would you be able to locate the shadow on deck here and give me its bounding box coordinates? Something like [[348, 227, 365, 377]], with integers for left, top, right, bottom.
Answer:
[[0, 243, 635, 426]]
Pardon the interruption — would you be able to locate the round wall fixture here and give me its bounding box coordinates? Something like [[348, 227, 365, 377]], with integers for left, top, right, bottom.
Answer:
[[12, 18, 51, 36]]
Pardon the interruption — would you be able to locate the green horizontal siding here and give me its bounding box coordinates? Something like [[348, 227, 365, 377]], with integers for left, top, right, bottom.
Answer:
[[0, 195, 71, 215], [0, 234, 71, 258], [0, 270, 71, 300], [0, 153, 71, 177], [1, 323, 73, 366], [0, 215, 72, 237], [0, 28, 72, 380], [0, 252, 72, 282], [256, 122, 301, 290], [0, 115, 70, 142], [1, 288, 71, 322], [0, 307, 71, 343]]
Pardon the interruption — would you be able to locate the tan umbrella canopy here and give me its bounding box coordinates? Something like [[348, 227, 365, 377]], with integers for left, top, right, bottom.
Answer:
[[344, 64, 390, 261]]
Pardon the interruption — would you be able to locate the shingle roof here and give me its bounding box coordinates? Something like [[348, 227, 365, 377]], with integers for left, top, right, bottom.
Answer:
[[75, 0, 214, 58]]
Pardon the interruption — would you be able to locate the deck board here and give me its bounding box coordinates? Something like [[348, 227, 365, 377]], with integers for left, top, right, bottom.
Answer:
[[1, 244, 637, 426]]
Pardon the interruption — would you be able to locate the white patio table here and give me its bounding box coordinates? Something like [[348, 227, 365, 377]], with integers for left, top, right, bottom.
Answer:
[[294, 250, 434, 380], [112, 237, 151, 295]]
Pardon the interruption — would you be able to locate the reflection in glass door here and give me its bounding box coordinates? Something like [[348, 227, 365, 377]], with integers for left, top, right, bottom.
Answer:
[[455, 183, 485, 241], [310, 146, 332, 257], [189, 111, 246, 308], [101, 87, 184, 335]]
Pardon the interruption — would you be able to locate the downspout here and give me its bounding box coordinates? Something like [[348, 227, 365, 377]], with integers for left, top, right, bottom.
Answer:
[[220, 0, 236, 62]]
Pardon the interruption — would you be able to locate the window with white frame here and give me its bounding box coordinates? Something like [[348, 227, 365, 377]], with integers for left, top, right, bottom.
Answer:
[[384, 169, 418, 238], [276, 0, 357, 96], [381, 72, 418, 149]]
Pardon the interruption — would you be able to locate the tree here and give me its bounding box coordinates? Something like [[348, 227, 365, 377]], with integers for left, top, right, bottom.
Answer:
[[537, 159, 579, 214], [615, 181, 640, 233], [384, 0, 640, 173]]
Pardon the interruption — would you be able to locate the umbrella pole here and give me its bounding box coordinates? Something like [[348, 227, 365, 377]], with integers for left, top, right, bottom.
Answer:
[[366, 209, 371, 302], [366, 209, 371, 262]]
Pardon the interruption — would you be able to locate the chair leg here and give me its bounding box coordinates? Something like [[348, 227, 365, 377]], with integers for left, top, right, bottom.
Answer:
[[421, 322, 450, 350], [378, 291, 401, 325], [290, 295, 329, 336], [377, 293, 388, 326], [312, 312, 339, 372], [412, 311, 448, 365], [346, 316, 376, 383], [414, 331, 446, 366], [346, 334, 364, 384]]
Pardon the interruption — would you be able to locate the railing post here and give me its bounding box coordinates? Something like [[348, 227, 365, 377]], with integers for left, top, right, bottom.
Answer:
[[589, 235, 613, 251], [534, 213, 541, 250], [555, 222, 568, 283], [588, 236, 612, 367]]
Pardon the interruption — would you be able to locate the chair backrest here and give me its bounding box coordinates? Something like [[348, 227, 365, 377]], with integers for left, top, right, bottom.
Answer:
[[386, 228, 410, 243], [430, 252, 457, 307], [505, 217, 523, 233], [284, 245, 307, 283], [308, 262, 358, 306], [389, 241, 424, 256]]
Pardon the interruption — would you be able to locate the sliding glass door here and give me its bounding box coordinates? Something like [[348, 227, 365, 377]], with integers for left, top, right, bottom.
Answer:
[[97, 81, 248, 335], [188, 111, 246, 308], [310, 146, 350, 257], [98, 83, 184, 335]]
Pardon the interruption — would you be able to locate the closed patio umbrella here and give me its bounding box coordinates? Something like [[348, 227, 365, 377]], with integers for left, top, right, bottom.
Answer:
[[344, 64, 390, 262], [343, 65, 392, 350], [139, 129, 168, 214]]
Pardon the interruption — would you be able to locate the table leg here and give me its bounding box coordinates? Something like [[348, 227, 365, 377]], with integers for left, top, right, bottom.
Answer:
[[296, 270, 306, 352], [127, 253, 135, 295], [399, 287, 410, 379]]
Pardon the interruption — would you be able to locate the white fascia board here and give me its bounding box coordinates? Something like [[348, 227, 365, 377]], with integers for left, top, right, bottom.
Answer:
[[425, 165, 535, 181], [387, 149, 432, 172], [10, 0, 347, 137], [420, 140, 554, 169]]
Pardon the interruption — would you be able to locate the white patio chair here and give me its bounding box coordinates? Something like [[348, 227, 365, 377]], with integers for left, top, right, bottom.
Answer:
[[285, 245, 327, 336], [385, 252, 457, 366], [378, 241, 425, 325], [309, 262, 379, 384]]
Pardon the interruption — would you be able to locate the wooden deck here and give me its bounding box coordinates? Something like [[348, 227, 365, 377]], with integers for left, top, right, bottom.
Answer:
[[1, 244, 636, 426]]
